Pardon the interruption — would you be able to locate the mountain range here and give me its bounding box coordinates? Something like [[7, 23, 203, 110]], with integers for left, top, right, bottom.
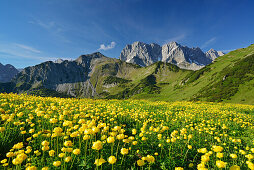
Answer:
[[120, 41, 224, 70], [0, 42, 253, 104]]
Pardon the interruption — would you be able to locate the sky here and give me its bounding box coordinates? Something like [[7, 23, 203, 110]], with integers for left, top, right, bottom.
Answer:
[[1, 0, 254, 68]]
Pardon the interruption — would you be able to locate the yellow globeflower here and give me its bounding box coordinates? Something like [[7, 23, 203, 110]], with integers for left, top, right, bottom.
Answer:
[[229, 165, 240, 170], [146, 155, 155, 163], [26, 166, 37, 170], [188, 145, 192, 149], [58, 153, 66, 158], [216, 160, 227, 168], [137, 159, 145, 166], [73, 149, 81, 155], [64, 141, 73, 147], [6, 152, 15, 158], [64, 156, 72, 162], [53, 161, 61, 167], [132, 129, 137, 135], [212, 145, 223, 152], [201, 155, 210, 162], [198, 148, 207, 153], [49, 150, 55, 157], [121, 148, 129, 155], [107, 137, 115, 143], [13, 142, 24, 149], [245, 154, 254, 160], [94, 158, 106, 166], [108, 156, 117, 164], [92, 141, 103, 150], [175, 167, 184, 170], [41, 140, 49, 146], [216, 152, 224, 158], [12, 158, 23, 165], [1, 159, 7, 164], [41, 167, 49, 170]]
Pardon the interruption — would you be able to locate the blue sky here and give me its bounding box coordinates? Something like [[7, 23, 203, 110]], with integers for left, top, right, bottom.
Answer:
[[0, 0, 254, 68]]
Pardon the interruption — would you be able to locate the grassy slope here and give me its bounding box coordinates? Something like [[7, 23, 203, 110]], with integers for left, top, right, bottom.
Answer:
[[130, 44, 254, 103]]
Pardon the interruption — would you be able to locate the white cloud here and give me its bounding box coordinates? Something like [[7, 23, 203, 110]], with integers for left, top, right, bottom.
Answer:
[[14, 43, 41, 53], [98, 41, 116, 50], [164, 34, 186, 44], [201, 37, 217, 49]]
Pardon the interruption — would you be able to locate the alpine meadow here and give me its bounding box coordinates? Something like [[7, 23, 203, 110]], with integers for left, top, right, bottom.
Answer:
[[0, 0, 254, 170]]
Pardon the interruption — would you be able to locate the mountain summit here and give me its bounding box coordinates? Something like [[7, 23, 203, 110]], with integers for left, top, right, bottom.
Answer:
[[119, 41, 161, 67], [0, 63, 19, 82], [120, 41, 224, 70]]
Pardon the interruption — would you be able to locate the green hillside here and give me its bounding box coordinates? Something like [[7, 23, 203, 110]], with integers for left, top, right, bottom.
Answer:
[[127, 44, 254, 104]]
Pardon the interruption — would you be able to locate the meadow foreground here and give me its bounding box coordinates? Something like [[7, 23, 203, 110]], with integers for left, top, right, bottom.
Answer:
[[0, 93, 254, 169]]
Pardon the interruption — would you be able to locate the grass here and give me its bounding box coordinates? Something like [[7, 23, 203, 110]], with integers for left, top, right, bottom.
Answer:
[[0, 93, 254, 169]]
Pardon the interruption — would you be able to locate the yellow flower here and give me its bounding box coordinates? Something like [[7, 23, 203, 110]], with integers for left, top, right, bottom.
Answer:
[[13, 142, 24, 149], [42, 146, 50, 151], [137, 159, 145, 166], [146, 155, 155, 163], [53, 161, 61, 167], [230, 154, 237, 159], [117, 134, 125, 140], [6, 152, 15, 158], [212, 146, 223, 152], [121, 148, 129, 155], [216, 152, 224, 158], [175, 167, 184, 170], [229, 165, 240, 170], [49, 150, 55, 157], [64, 156, 72, 162], [41, 140, 49, 146], [83, 135, 90, 140], [188, 145, 192, 149], [94, 158, 106, 166], [107, 137, 115, 143], [26, 166, 37, 170], [12, 158, 23, 165], [92, 141, 103, 150], [41, 167, 49, 170], [245, 154, 254, 160], [108, 156, 117, 164], [198, 148, 207, 154], [247, 161, 254, 170], [58, 153, 65, 158], [73, 149, 81, 155], [64, 141, 73, 147], [132, 129, 137, 135], [1, 159, 7, 163], [216, 160, 227, 168], [201, 155, 210, 162]]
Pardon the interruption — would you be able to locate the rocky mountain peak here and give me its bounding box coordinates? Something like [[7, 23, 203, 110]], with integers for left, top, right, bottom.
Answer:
[[120, 41, 223, 70], [0, 63, 19, 82], [75, 52, 105, 65], [205, 49, 225, 60], [119, 41, 162, 67]]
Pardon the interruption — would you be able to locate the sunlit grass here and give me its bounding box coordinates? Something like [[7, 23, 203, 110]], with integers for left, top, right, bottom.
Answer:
[[0, 93, 253, 169]]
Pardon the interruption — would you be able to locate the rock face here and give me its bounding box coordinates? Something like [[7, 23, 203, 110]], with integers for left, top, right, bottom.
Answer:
[[0, 63, 19, 82], [119, 41, 161, 66], [120, 41, 223, 70], [10, 52, 138, 98], [205, 49, 225, 60], [161, 42, 212, 70]]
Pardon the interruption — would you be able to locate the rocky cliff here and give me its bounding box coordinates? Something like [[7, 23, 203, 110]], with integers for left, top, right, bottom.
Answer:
[[119, 41, 161, 66], [0, 63, 19, 82], [120, 41, 223, 70]]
